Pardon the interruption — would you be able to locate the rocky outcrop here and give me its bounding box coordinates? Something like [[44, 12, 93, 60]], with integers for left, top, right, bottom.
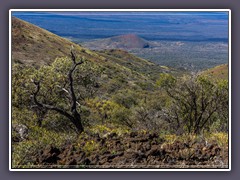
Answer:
[[32, 132, 228, 168], [12, 124, 29, 142]]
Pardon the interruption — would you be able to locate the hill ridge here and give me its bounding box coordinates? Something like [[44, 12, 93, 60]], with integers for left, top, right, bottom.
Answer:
[[12, 17, 89, 66]]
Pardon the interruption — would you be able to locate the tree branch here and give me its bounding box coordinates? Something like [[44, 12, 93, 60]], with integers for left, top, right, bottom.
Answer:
[[32, 80, 74, 122], [68, 51, 83, 113]]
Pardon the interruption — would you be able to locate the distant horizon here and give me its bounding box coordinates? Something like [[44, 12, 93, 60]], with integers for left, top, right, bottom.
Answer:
[[12, 10, 228, 42]]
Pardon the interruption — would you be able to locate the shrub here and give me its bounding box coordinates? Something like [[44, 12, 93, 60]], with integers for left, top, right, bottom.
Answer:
[[157, 74, 228, 134]]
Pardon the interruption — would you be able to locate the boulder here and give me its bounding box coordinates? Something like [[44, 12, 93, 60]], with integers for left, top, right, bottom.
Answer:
[[12, 124, 29, 141]]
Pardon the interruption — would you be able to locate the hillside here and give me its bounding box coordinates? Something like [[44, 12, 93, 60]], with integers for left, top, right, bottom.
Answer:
[[12, 17, 90, 66], [95, 49, 178, 80], [83, 34, 151, 50], [201, 64, 228, 80]]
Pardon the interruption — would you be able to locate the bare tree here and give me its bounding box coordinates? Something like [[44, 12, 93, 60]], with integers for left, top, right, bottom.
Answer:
[[32, 51, 84, 134]]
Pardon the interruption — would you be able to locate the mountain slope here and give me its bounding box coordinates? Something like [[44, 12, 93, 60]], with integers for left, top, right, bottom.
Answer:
[[96, 49, 176, 80], [12, 17, 91, 66], [201, 64, 228, 80]]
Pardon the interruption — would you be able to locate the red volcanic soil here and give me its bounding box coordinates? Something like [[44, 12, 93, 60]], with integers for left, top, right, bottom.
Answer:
[[109, 34, 150, 49], [84, 34, 151, 50]]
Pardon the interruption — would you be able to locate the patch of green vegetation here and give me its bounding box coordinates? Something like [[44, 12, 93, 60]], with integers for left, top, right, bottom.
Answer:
[[81, 140, 99, 156], [12, 126, 77, 168]]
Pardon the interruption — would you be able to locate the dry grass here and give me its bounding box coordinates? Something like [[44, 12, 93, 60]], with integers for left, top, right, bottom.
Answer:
[[201, 64, 228, 80]]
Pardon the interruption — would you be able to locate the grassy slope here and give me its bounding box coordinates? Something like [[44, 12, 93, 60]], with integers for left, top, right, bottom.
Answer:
[[201, 64, 228, 80], [12, 17, 100, 66], [96, 49, 174, 81]]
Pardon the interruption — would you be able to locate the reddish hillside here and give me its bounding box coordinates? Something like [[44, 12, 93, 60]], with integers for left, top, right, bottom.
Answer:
[[83, 34, 150, 50], [201, 64, 228, 80], [110, 34, 150, 49]]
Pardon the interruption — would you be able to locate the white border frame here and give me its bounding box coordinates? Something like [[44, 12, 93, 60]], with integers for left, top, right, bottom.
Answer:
[[9, 9, 231, 171]]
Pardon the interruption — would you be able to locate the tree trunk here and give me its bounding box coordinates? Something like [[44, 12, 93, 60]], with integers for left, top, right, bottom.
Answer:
[[32, 51, 85, 134], [72, 109, 84, 133]]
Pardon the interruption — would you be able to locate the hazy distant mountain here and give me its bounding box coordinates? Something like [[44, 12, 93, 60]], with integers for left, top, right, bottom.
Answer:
[[83, 34, 151, 50]]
